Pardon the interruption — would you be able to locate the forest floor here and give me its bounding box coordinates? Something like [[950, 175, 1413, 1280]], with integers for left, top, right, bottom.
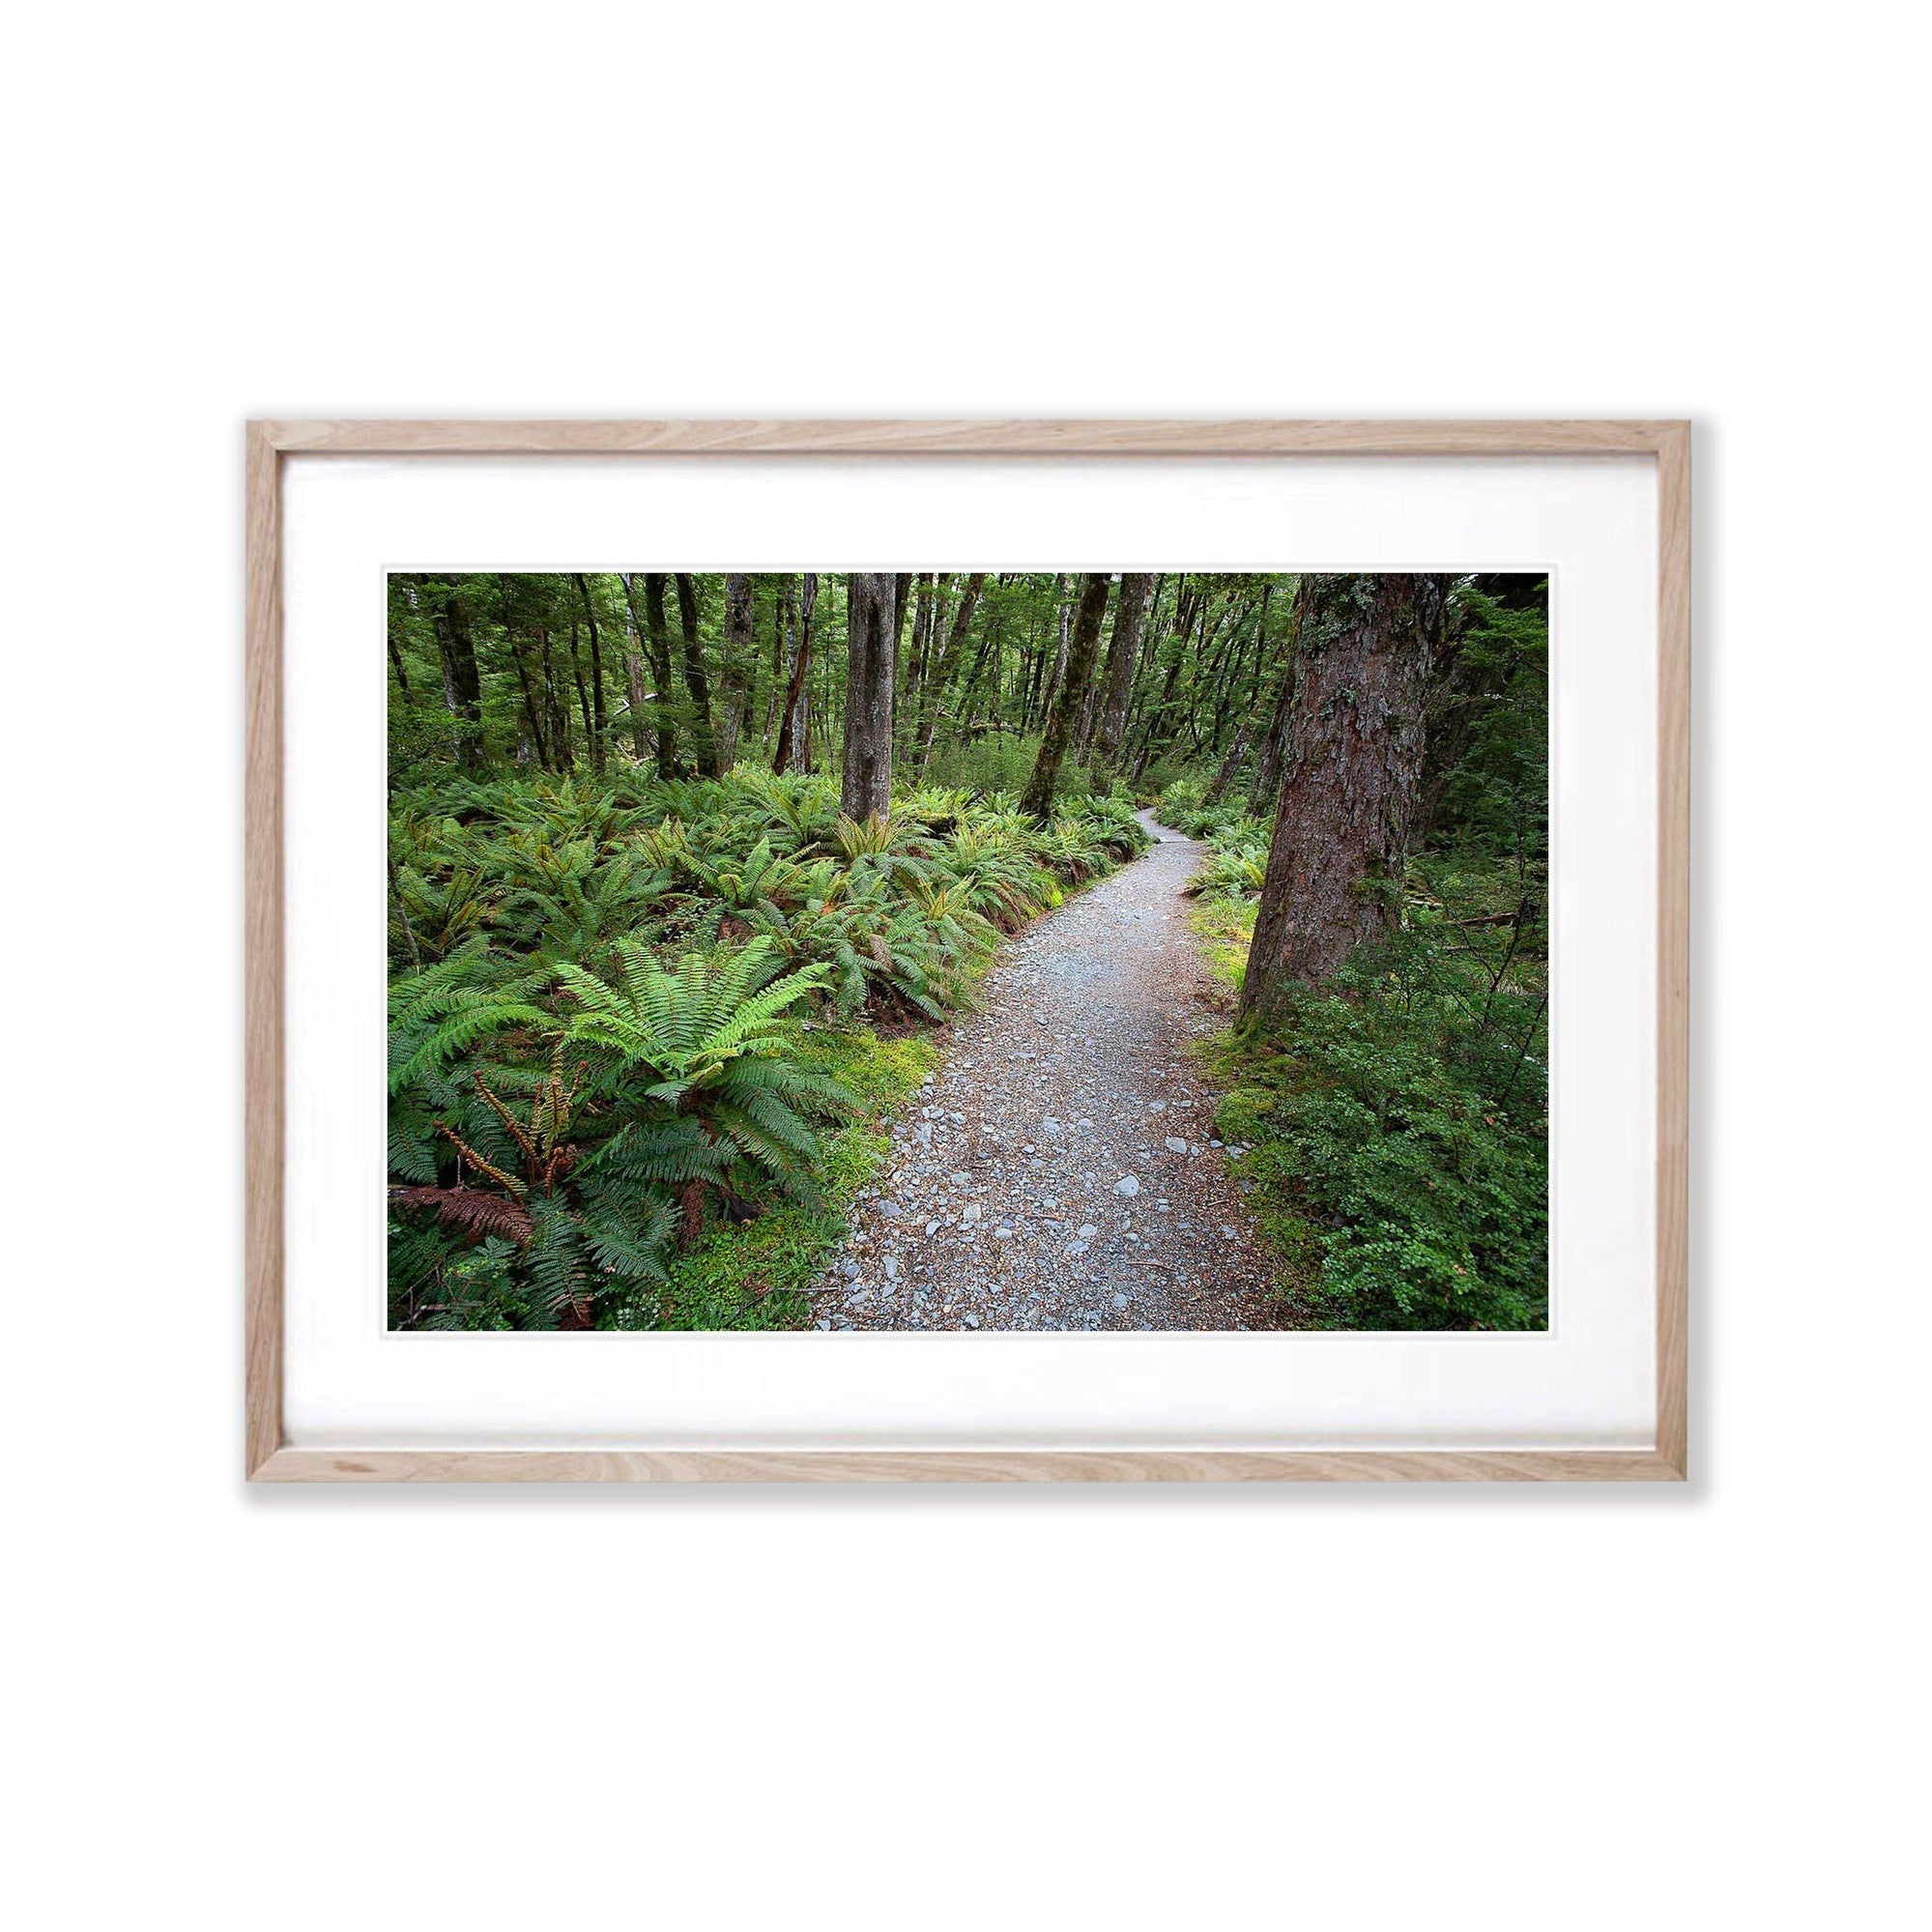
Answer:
[[811, 811, 1288, 1331]]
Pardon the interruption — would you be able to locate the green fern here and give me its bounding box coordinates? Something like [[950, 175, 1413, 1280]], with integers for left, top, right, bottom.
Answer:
[[555, 937, 849, 1197]]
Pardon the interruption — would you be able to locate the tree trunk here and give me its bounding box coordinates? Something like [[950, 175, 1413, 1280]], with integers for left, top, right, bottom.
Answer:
[[437, 598, 481, 759], [1039, 573, 1072, 721], [911, 570, 986, 776], [674, 573, 720, 778], [898, 572, 933, 750], [430, 581, 485, 772], [538, 626, 571, 766], [1020, 573, 1110, 819], [505, 631, 551, 769], [1248, 580, 1306, 815], [571, 574, 608, 770], [639, 575, 678, 779], [773, 572, 817, 775], [718, 573, 755, 774], [1239, 574, 1451, 1025], [1088, 571, 1154, 772], [566, 616, 594, 764], [618, 573, 650, 764], [841, 572, 896, 821], [1204, 582, 1272, 801], [763, 581, 787, 744], [1204, 717, 1255, 805], [1128, 586, 1196, 782]]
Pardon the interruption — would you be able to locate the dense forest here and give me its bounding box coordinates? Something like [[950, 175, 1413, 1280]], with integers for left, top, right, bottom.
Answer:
[[388, 569, 1548, 1332]]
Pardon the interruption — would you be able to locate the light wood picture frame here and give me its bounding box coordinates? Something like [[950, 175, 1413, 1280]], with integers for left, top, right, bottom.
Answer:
[[246, 418, 1688, 1483]]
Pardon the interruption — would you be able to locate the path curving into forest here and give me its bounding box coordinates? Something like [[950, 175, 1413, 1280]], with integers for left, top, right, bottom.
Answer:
[[813, 811, 1286, 1331]]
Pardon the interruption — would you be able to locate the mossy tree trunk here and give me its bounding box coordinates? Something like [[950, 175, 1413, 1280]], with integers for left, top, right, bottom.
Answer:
[[428, 577, 484, 772], [571, 573, 607, 770], [1020, 572, 1110, 819], [773, 572, 817, 775], [1239, 573, 1451, 1027], [718, 573, 756, 774], [1087, 571, 1154, 770], [841, 571, 897, 820], [618, 573, 650, 765], [674, 573, 720, 779], [638, 574, 679, 780]]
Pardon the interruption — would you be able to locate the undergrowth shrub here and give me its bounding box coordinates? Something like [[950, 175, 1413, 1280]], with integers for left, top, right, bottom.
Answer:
[[1208, 888, 1548, 1331]]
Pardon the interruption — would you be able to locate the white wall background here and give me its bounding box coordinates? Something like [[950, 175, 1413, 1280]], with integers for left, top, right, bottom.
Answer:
[[7, 5, 1925, 1928]]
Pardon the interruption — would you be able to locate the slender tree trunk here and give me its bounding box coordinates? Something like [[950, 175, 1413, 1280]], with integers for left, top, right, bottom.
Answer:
[[538, 626, 571, 767], [1239, 574, 1451, 1025], [1089, 571, 1154, 772], [639, 575, 678, 779], [1248, 579, 1305, 815], [718, 573, 755, 774], [1128, 588, 1196, 782], [505, 631, 551, 769], [672, 573, 720, 778], [388, 636, 413, 698], [1204, 720, 1255, 804], [1020, 573, 1110, 818], [911, 570, 986, 775], [431, 583, 485, 773], [1040, 573, 1072, 722], [618, 572, 650, 764], [773, 572, 817, 775], [763, 581, 787, 743], [566, 615, 594, 764], [898, 571, 933, 749], [841, 572, 896, 821], [1204, 582, 1272, 800], [572, 574, 607, 770]]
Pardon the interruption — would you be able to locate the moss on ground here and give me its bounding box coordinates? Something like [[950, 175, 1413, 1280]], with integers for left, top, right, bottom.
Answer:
[[1186, 893, 1255, 994], [656, 1023, 941, 1330]]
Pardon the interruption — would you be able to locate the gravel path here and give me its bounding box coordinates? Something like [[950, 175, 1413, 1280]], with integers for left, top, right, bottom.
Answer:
[[811, 811, 1285, 1332]]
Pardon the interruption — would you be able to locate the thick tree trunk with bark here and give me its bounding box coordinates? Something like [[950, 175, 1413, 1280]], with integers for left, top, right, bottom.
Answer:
[[1039, 573, 1072, 722], [841, 572, 896, 821], [1239, 574, 1451, 1026], [674, 573, 720, 778], [1089, 570, 1154, 771], [1020, 573, 1110, 819], [772, 572, 817, 775]]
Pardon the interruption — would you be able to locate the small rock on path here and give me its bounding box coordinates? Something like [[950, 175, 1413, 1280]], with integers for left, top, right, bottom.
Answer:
[[814, 811, 1284, 1332]]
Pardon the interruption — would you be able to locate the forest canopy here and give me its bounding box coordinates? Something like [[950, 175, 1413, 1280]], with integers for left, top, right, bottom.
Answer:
[[388, 569, 1548, 1334]]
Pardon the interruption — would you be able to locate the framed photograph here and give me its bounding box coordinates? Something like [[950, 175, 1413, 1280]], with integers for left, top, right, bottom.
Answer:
[[246, 418, 1688, 1482]]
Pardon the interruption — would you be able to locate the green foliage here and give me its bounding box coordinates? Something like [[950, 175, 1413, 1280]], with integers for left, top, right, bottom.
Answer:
[[645, 1026, 940, 1330], [557, 936, 846, 1194], [388, 1047, 685, 1331], [387, 758, 1148, 1331], [1209, 915, 1547, 1330], [385, 568, 1545, 1336], [921, 731, 1042, 796]]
